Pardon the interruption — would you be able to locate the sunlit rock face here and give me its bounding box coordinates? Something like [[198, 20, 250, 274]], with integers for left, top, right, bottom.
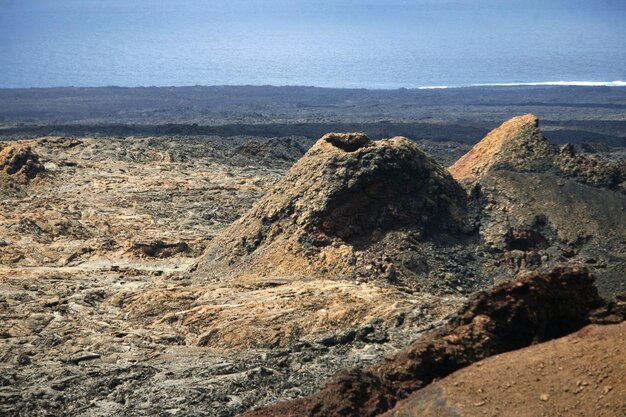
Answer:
[[448, 113, 553, 182]]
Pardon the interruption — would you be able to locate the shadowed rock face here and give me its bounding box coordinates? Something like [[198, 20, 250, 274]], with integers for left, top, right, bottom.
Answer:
[[193, 132, 469, 285], [0, 144, 44, 180], [243, 267, 604, 417]]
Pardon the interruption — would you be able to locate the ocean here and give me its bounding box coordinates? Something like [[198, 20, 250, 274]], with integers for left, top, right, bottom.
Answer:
[[1, 0, 625, 89]]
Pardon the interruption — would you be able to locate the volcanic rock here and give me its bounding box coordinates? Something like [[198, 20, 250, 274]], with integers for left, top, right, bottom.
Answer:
[[555, 143, 626, 191], [243, 267, 604, 417], [193, 133, 469, 286], [449, 113, 625, 191], [1, 131, 624, 417], [0, 144, 45, 180], [131, 239, 193, 258], [448, 114, 553, 183], [450, 115, 626, 297], [236, 136, 312, 162]]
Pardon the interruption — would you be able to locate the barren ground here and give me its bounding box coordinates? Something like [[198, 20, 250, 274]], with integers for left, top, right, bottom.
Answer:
[[0, 136, 465, 417], [0, 86, 624, 416]]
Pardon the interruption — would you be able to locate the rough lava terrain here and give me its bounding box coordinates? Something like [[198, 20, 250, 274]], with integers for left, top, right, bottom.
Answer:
[[0, 114, 624, 417]]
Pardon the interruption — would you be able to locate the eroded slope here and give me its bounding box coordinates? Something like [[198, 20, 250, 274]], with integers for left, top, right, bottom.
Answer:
[[385, 321, 626, 417]]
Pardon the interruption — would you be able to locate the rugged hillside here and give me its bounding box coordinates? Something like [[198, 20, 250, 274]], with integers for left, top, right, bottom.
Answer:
[[194, 117, 625, 298], [451, 114, 626, 297], [0, 115, 624, 417], [243, 267, 612, 417], [193, 132, 473, 291], [0, 135, 467, 417]]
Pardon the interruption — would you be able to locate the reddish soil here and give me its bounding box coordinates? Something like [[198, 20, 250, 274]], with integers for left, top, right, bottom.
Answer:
[[385, 321, 626, 417]]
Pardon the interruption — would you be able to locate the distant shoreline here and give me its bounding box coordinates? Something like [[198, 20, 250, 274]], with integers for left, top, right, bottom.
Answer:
[[1, 81, 626, 91]]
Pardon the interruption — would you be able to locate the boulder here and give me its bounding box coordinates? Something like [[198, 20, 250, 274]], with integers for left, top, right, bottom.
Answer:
[[0, 144, 45, 180]]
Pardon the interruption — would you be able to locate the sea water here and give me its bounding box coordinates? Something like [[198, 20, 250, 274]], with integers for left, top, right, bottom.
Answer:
[[1, 0, 625, 89]]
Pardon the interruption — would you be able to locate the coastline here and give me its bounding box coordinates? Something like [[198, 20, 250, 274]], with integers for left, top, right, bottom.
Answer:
[[2, 80, 626, 91]]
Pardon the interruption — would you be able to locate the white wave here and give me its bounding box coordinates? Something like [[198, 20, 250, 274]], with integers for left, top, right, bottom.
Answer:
[[473, 80, 626, 87], [415, 80, 626, 89]]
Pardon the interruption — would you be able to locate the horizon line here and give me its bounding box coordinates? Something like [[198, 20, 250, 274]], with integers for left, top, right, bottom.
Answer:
[[1, 80, 625, 91]]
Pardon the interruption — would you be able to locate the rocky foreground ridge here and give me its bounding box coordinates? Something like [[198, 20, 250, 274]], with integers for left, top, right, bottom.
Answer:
[[0, 114, 624, 417], [384, 319, 626, 417], [244, 267, 624, 417]]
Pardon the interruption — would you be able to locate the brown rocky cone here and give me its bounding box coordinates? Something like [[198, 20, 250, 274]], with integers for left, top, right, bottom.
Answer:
[[193, 132, 468, 285]]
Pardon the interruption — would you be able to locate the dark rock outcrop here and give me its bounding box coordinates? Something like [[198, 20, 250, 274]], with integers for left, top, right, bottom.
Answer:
[[131, 240, 193, 258], [243, 267, 604, 417], [0, 144, 45, 180]]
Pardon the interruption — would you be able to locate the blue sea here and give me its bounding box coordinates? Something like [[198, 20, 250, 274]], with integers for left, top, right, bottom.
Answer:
[[1, 0, 625, 89]]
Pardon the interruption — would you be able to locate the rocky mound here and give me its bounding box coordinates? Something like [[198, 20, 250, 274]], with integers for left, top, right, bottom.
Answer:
[[448, 114, 553, 182], [385, 321, 626, 417], [193, 133, 469, 287], [447, 115, 626, 297], [0, 143, 45, 181], [449, 113, 625, 191], [243, 267, 606, 417]]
